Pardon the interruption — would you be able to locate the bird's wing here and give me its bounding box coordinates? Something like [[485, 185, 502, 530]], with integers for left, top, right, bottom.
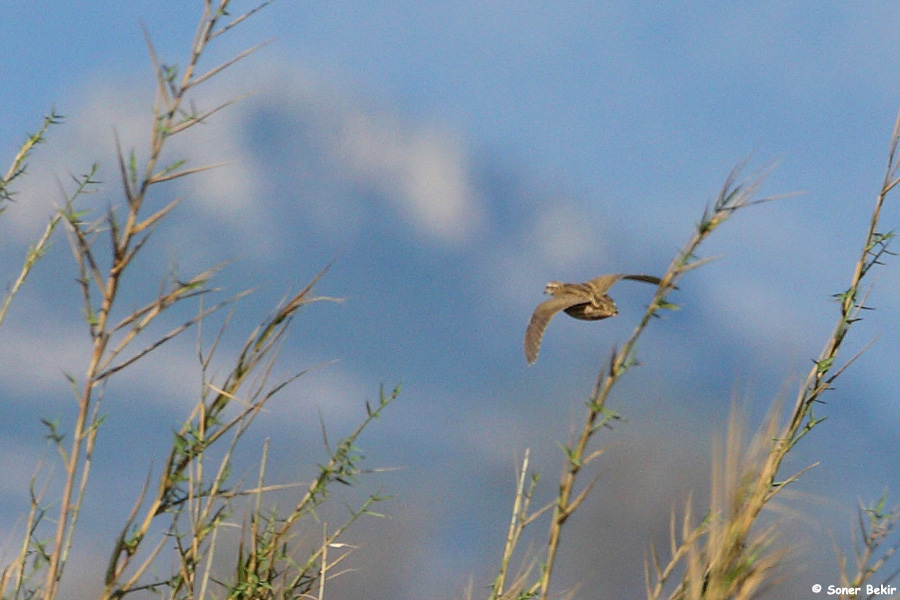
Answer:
[[588, 273, 662, 293], [524, 294, 584, 364], [620, 273, 663, 286]]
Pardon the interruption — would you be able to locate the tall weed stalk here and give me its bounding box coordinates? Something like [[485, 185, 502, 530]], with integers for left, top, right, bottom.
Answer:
[[491, 109, 900, 600], [0, 3, 396, 599]]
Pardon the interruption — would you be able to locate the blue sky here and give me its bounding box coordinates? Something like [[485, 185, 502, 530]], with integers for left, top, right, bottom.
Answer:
[[2, 3, 900, 599]]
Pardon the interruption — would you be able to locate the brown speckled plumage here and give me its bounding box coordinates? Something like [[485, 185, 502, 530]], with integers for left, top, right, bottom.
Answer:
[[524, 274, 662, 364]]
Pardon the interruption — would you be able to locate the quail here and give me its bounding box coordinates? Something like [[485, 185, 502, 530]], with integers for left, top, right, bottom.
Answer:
[[524, 273, 662, 364]]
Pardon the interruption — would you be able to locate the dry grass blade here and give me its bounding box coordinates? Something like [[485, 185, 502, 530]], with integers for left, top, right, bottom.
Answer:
[[113, 129, 136, 206], [185, 40, 273, 91], [209, 0, 276, 40], [491, 450, 536, 600], [104, 471, 153, 586], [530, 164, 776, 600], [883, 108, 900, 190], [645, 498, 708, 600], [2, 3, 401, 600], [141, 22, 173, 109], [166, 96, 244, 135], [0, 212, 61, 333], [251, 261, 341, 355], [130, 197, 181, 234], [96, 290, 247, 381], [147, 162, 227, 185]]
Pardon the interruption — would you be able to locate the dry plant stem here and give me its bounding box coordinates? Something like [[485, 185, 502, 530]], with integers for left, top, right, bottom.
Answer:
[[42, 2, 270, 598], [536, 165, 773, 600], [843, 497, 900, 590], [0, 213, 61, 332], [216, 385, 395, 598], [713, 107, 900, 581], [99, 279, 390, 599], [1, 111, 62, 201], [0, 471, 51, 598], [644, 110, 900, 600], [0, 112, 65, 332], [644, 497, 707, 600], [684, 406, 788, 600], [493, 450, 531, 597], [491, 450, 545, 600], [99, 276, 332, 598], [786, 108, 900, 440]]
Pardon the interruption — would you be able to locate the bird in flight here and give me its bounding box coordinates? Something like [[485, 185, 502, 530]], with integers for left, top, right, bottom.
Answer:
[[524, 273, 663, 364]]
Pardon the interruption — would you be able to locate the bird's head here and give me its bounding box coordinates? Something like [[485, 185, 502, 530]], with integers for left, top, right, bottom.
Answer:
[[544, 281, 565, 295]]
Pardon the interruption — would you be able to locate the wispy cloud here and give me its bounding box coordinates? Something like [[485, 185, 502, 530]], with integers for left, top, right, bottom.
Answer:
[[201, 67, 486, 247]]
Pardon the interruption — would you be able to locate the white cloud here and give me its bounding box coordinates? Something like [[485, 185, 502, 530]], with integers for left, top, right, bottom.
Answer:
[[170, 110, 271, 238], [6, 62, 484, 261], [340, 112, 482, 244], [244, 66, 485, 246], [0, 313, 199, 411]]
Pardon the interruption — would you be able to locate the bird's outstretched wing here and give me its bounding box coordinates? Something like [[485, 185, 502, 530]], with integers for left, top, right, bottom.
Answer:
[[524, 294, 585, 365], [588, 273, 662, 294]]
